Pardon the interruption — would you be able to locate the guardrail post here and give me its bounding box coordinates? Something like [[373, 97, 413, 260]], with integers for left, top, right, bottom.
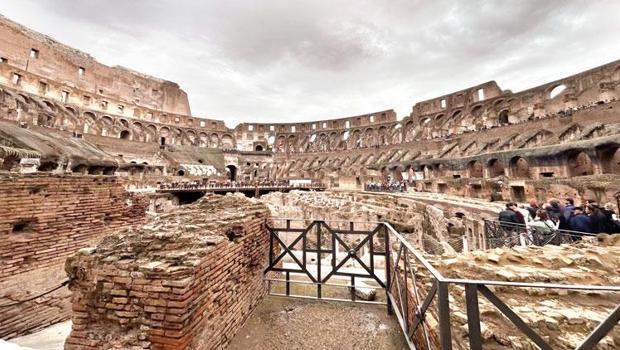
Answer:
[[437, 281, 453, 350], [465, 284, 482, 350], [519, 232, 527, 247], [384, 224, 393, 315], [462, 235, 468, 253]]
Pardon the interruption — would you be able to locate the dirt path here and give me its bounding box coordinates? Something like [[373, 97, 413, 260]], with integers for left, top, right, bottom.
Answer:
[[227, 296, 408, 350]]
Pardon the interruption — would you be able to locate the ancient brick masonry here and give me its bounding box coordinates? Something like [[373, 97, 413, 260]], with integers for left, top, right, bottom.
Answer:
[[64, 194, 272, 350], [0, 173, 147, 339]]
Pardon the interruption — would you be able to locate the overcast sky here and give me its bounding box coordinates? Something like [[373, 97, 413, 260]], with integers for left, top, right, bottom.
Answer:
[[3, 1, 620, 127]]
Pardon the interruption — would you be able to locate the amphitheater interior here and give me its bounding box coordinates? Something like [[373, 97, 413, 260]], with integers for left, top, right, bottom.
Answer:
[[0, 13, 619, 350]]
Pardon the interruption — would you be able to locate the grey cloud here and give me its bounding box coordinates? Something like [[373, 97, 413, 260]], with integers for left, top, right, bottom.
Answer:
[[2, 0, 620, 127]]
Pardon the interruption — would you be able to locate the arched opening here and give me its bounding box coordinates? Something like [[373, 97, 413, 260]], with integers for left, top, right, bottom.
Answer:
[[255, 144, 264, 151], [612, 66, 620, 81], [597, 145, 620, 174], [467, 160, 483, 178], [1, 155, 20, 171], [510, 156, 530, 179], [568, 151, 594, 177], [72, 164, 88, 174], [226, 165, 237, 182], [177, 169, 186, 176], [498, 110, 509, 125], [487, 159, 505, 178], [38, 161, 58, 172], [267, 135, 276, 145], [549, 84, 567, 99], [120, 130, 131, 140]]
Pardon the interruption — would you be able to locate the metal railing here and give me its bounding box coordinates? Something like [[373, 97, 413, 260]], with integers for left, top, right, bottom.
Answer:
[[263, 218, 620, 349], [264, 218, 390, 305], [484, 219, 597, 249], [382, 222, 620, 349]]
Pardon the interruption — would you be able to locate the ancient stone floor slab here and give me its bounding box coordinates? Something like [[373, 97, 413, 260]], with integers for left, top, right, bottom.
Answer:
[[227, 296, 408, 350], [5, 321, 70, 350]]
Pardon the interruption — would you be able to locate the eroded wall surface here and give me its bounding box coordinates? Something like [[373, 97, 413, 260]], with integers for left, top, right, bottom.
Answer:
[[0, 174, 147, 338], [64, 194, 271, 350]]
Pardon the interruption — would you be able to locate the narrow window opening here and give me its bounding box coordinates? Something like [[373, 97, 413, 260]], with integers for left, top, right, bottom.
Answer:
[[30, 48, 39, 59], [61, 91, 69, 103], [440, 99, 447, 109], [12, 73, 21, 85], [78, 67, 85, 76], [38, 81, 48, 94], [477, 88, 485, 101]]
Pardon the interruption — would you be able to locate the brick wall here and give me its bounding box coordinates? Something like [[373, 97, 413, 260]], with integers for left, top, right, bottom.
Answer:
[[0, 173, 147, 338], [64, 194, 271, 350]]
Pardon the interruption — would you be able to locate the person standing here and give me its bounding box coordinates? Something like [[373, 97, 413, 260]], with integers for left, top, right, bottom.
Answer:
[[569, 207, 592, 234]]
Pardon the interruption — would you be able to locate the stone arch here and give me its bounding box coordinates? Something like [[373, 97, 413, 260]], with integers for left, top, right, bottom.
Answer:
[[487, 158, 505, 178], [119, 119, 129, 128], [362, 128, 375, 147], [548, 84, 567, 99], [509, 156, 530, 179], [470, 105, 483, 117], [221, 134, 234, 149], [145, 125, 157, 143], [37, 113, 55, 127], [65, 106, 77, 116], [612, 66, 620, 81], [132, 122, 145, 142], [597, 144, 620, 174], [287, 135, 297, 153], [119, 130, 131, 140], [82, 111, 99, 135], [198, 132, 208, 147], [467, 160, 483, 178], [498, 110, 509, 125], [568, 151, 594, 177], [391, 123, 402, 144], [377, 126, 388, 145], [43, 100, 57, 112], [209, 133, 220, 148], [185, 130, 197, 146]]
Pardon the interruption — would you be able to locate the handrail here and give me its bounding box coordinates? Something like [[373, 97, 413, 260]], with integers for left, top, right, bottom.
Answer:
[[264, 218, 620, 349]]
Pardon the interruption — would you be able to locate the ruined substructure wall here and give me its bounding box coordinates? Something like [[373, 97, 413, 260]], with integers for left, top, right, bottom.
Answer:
[[0, 173, 147, 339], [64, 194, 271, 350]]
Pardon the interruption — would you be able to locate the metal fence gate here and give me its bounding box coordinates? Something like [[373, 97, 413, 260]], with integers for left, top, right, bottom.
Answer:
[[264, 219, 391, 303]]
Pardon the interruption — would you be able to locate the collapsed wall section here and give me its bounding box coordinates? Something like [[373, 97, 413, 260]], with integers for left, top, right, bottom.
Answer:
[[0, 173, 147, 339], [64, 194, 271, 350]]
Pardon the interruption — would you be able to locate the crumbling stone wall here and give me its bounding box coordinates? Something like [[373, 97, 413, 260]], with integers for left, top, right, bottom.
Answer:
[[0, 173, 147, 339], [64, 194, 271, 350]]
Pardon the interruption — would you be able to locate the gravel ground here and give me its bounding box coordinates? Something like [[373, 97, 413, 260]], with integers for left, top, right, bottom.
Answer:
[[227, 296, 408, 350]]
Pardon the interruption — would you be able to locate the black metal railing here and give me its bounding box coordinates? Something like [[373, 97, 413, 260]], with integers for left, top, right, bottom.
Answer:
[[382, 222, 620, 350], [264, 218, 620, 349], [483, 219, 597, 249], [264, 218, 390, 304]]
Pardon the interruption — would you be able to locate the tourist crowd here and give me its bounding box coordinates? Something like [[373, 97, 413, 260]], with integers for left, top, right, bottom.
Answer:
[[498, 198, 620, 235], [158, 179, 318, 190], [365, 180, 407, 192]]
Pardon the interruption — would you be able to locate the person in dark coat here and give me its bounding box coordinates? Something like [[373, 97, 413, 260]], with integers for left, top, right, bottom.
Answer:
[[569, 207, 592, 233], [588, 203, 611, 233], [527, 199, 539, 220], [546, 199, 564, 222], [498, 202, 521, 231]]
